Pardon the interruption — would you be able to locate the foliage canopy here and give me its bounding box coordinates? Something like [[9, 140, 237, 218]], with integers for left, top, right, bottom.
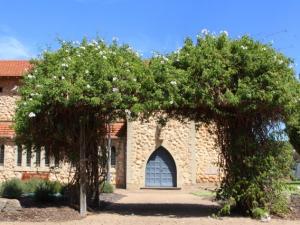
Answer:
[[163, 32, 299, 216], [14, 33, 300, 216]]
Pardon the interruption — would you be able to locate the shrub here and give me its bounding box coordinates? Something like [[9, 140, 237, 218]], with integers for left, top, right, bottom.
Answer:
[[217, 141, 293, 217], [34, 180, 62, 202], [251, 207, 269, 219], [23, 178, 44, 193], [0, 178, 24, 199], [100, 181, 114, 193]]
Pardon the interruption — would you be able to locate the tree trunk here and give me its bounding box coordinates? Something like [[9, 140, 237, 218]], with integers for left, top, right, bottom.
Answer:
[[79, 118, 87, 217], [107, 123, 112, 183], [93, 142, 100, 207]]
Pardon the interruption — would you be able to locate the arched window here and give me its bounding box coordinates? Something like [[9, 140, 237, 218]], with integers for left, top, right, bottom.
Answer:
[[111, 146, 116, 167], [0, 144, 4, 166], [16, 145, 22, 166], [35, 147, 41, 167]]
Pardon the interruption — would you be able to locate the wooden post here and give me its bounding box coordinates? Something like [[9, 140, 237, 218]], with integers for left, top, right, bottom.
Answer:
[[79, 118, 87, 217]]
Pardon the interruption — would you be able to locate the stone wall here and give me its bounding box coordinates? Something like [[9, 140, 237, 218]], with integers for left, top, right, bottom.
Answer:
[[126, 118, 220, 189], [110, 137, 126, 188], [0, 79, 20, 121], [195, 124, 220, 183], [0, 138, 74, 183]]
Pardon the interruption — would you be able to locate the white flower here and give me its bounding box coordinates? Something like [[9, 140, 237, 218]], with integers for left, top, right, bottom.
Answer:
[[161, 60, 165, 64], [113, 77, 117, 81], [170, 80, 177, 85], [61, 63, 69, 68], [86, 84, 91, 89], [262, 47, 266, 51], [85, 70, 89, 74], [36, 84, 42, 88], [65, 49, 69, 53], [28, 112, 36, 118], [125, 62, 130, 66], [29, 98, 33, 101], [241, 45, 248, 50], [53, 76, 57, 79], [201, 28, 209, 35], [80, 46, 86, 50], [27, 74, 35, 79], [133, 78, 137, 82], [77, 54, 81, 57], [125, 109, 131, 116], [61, 76, 65, 80], [220, 30, 229, 36], [103, 55, 107, 59], [11, 85, 19, 91], [162, 56, 169, 61], [169, 100, 174, 105], [278, 60, 284, 65], [112, 87, 119, 92], [23, 102, 27, 106], [112, 36, 119, 41]]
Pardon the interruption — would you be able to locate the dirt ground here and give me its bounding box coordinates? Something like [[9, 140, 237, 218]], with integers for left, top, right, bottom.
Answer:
[[0, 189, 300, 225]]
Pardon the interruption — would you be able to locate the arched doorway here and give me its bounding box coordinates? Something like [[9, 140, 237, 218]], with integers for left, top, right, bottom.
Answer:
[[145, 147, 177, 187]]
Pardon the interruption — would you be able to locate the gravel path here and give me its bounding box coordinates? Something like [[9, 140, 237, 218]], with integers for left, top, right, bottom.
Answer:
[[0, 189, 299, 225]]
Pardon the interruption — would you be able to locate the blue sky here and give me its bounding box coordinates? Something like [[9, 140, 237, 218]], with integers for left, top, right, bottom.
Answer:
[[0, 0, 299, 74]]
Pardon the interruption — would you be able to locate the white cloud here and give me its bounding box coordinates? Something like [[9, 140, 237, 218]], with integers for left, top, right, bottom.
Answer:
[[0, 36, 31, 59]]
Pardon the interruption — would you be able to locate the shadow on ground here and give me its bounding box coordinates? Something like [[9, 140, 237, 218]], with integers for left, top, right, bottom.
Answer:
[[103, 202, 221, 218]]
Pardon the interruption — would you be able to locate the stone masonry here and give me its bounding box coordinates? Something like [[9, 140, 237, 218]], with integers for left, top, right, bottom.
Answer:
[[126, 118, 220, 189]]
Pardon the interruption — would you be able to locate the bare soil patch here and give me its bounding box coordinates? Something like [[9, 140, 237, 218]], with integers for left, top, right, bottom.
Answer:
[[0, 197, 81, 222]]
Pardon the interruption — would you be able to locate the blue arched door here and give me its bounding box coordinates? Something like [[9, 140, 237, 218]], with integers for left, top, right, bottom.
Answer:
[[145, 147, 177, 187]]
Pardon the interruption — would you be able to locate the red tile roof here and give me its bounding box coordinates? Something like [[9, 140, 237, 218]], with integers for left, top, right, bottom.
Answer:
[[0, 60, 31, 77], [0, 122, 14, 138], [110, 122, 126, 138], [0, 121, 126, 139]]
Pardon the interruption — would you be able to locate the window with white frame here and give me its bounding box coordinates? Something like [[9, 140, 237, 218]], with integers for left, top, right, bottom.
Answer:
[[26, 148, 31, 167], [16, 145, 22, 166], [15, 145, 59, 168], [45, 147, 50, 167], [111, 146, 116, 167], [35, 147, 41, 167]]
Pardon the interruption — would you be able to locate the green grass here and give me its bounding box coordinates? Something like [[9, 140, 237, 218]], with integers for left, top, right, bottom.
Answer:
[[285, 182, 300, 195], [191, 189, 216, 197]]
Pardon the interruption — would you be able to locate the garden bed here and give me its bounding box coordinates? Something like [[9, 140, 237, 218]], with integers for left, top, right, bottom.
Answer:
[[0, 196, 81, 222], [290, 194, 300, 220]]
